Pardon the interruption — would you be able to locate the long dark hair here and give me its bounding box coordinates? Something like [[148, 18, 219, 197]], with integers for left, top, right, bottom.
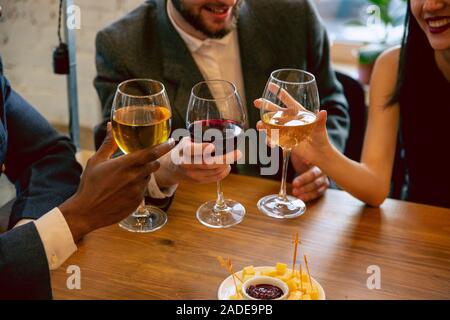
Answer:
[[389, 0, 434, 106]]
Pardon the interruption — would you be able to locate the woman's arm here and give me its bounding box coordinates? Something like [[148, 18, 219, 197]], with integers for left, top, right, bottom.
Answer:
[[312, 47, 401, 206]]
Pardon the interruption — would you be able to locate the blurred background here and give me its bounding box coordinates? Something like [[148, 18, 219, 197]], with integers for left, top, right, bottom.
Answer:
[[0, 0, 407, 205]]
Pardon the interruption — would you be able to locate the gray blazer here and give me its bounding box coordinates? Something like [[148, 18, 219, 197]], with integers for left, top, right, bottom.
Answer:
[[94, 0, 349, 176]]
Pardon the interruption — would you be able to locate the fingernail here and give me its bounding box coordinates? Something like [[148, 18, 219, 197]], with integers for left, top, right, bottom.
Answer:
[[168, 138, 175, 146]]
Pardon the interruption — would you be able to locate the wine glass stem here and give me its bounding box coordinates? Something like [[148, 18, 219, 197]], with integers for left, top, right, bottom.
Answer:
[[278, 148, 291, 201], [214, 180, 227, 212], [136, 200, 149, 216]]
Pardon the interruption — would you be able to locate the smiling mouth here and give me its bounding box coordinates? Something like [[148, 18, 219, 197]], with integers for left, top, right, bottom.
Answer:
[[203, 5, 230, 15], [426, 17, 450, 33]]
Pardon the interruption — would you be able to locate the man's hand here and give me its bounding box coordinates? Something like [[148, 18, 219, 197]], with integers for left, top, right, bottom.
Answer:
[[59, 123, 175, 242], [289, 130, 330, 202], [154, 137, 241, 188], [291, 164, 330, 202]]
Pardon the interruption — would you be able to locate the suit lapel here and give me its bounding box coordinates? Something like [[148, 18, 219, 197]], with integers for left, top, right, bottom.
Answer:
[[0, 75, 6, 168], [238, 2, 277, 129], [156, 1, 204, 128]]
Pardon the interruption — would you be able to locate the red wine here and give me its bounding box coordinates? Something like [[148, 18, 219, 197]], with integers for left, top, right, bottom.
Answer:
[[188, 119, 244, 155]]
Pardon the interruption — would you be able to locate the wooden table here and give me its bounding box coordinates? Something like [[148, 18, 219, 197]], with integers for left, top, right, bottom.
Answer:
[[51, 174, 450, 300]]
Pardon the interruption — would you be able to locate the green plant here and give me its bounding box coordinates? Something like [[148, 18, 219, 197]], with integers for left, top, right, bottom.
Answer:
[[348, 0, 407, 44], [368, 0, 396, 27]]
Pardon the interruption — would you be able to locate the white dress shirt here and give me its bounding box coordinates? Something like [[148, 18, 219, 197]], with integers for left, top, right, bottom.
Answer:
[[14, 172, 176, 271], [14, 208, 77, 270], [167, 0, 247, 106]]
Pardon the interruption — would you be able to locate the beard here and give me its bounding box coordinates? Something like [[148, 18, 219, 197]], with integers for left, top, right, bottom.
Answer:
[[172, 0, 243, 39]]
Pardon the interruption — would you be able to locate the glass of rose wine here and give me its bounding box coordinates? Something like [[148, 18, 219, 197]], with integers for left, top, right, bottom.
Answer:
[[111, 79, 172, 232], [257, 69, 320, 219], [186, 80, 247, 228]]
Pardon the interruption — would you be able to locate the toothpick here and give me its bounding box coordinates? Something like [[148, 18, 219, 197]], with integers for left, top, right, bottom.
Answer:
[[218, 256, 242, 282], [299, 262, 304, 292], [217, 256, 244, 296], [227, 258, 244, 284], [292, 232, 300, 276], [303, 255, 313, 291]]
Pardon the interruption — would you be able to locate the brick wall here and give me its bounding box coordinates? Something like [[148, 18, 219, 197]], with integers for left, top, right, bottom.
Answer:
[[0, 0, 142, 129]]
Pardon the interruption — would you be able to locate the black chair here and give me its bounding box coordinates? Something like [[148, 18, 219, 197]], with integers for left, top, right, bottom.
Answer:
[[335, 71, 406, 199], [336, 71, 367, 162]]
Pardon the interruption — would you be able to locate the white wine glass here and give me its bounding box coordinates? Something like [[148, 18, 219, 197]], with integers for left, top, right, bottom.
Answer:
[[186, 80, 247, 228], [111, 79, 172, 232], [257, 69, 320, 219]]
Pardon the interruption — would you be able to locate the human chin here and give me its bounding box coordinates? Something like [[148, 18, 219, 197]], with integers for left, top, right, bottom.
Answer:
[[428, 35, 450, 51], [199, 13, 233, 37], [422, 24, 450, 51]]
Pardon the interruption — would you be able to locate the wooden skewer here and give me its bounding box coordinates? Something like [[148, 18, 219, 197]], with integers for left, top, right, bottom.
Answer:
[[303, 255, 313, 292], [227, 258, 244, 284], [217, 256, 244, 297], [299, 262, 304, 292], [292, 232, 300, 276], [217, 256, 242, 282]]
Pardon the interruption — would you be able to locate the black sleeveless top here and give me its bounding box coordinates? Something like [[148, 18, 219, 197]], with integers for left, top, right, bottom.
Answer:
[[399, 52, 450, 208]]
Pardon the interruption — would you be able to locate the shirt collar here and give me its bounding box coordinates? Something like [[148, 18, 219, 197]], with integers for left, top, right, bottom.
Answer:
[[167, 0, 233, 53]]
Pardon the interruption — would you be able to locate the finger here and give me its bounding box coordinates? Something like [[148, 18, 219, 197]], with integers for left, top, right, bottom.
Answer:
[[293, 176, 329, 195], [94, 122, 118, 162], [295, 185, 327, 202], [185, 166, 231, 183], [292, 166, 323, 188], [267, 83, 306, 112], [199, 166, 230, 180], [217, 164, 232, 181], [256, 120, 265, 131], [254, 98, 283, 112], [316, 110, 328, 127], [208, 149, 241, 165], [129, 138, 176, 165], [181, 149, 241, 168], [255, 121, 275, 148], [179, 137, 216, 162], [142, 160, 161, 178], [179, 162, 230, 170]]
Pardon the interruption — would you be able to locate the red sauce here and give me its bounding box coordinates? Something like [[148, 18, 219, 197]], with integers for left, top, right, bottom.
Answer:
[[246, 284, 284, 300]]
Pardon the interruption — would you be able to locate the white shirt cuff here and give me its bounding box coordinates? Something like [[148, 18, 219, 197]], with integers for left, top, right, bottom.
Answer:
[[147, 173, 178, 199], [31, 208, 77, 270]]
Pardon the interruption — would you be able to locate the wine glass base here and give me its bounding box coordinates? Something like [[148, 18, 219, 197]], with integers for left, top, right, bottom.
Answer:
[[196, 200, 245, 229], [119, 206, 168, 233], [257, 194, 306, 219]]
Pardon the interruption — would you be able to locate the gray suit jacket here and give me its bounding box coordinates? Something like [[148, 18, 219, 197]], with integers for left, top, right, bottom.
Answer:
[[94, 0, 349, 177]]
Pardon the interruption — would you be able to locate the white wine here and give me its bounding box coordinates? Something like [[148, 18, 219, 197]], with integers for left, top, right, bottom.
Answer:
[[112, 106, 171, 154], [262, 110, 316, 149]]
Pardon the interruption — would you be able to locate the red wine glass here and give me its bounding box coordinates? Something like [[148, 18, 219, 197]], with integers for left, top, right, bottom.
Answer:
[[186, 80, 247, 228]]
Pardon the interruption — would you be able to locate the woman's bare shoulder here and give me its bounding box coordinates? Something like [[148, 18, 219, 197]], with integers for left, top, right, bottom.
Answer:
[[372, 46, 401, 85], [375, 46, 401, 74]]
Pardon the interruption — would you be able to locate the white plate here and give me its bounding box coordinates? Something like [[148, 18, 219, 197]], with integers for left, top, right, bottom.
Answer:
[[217, 266, 326, 300]]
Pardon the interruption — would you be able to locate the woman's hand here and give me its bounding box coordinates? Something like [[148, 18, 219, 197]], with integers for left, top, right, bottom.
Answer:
[[254, 87, 333, 202]]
